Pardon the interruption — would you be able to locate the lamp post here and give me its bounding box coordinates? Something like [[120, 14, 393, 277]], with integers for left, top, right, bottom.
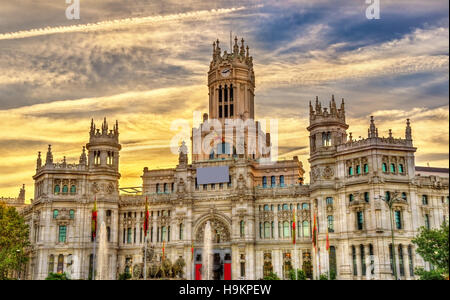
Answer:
[[376, 192, 400, 280], [16, 249, 21, 280]]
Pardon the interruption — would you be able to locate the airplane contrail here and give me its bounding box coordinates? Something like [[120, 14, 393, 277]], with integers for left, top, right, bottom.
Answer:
[[0, 6, 247, 41]]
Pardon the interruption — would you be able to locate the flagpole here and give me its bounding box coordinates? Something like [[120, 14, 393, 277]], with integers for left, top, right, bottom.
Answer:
[[144, 235, 147, 280], [92, 236, 96, 280]]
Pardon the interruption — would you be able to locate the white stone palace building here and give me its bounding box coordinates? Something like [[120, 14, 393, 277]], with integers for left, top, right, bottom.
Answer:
[[11, 38, 449, 280]]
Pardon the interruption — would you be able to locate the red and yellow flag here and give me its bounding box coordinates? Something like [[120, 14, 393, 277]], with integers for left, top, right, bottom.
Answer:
[[292, 208, 296, 245], [162, 241, 165, 261], [312, 212, 317, 250], [144, 196, 149, 237], [92, 196, 98, 239]]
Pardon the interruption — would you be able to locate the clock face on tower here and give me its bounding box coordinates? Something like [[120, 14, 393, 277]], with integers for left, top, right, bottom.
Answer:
[[221, 68, 231, 77]]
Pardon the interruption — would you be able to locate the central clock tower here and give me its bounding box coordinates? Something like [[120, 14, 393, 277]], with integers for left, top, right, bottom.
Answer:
[[208, 37, 255, 121]]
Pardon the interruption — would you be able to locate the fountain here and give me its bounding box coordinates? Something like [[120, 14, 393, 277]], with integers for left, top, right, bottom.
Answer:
[[96, 222, 108, 280], [202, 221, 213, 280]]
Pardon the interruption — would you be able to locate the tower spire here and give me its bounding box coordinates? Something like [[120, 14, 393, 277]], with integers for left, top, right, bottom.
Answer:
[[36, 151, 42, 169], [405, 119, 412, 141], [369, 116, 377, 138], [45, 145, 53, 165]]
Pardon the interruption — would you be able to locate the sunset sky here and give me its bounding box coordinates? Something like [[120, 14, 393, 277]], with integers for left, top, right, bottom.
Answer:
[[0, 0, 448, 199]]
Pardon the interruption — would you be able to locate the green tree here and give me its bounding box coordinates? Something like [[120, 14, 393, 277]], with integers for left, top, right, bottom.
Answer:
[[412, 221, 449, 280], [263, 272, 280, 280], [0, 202, 30, 280], [289, 269, 307, 280], [45, 272, 70, 280]]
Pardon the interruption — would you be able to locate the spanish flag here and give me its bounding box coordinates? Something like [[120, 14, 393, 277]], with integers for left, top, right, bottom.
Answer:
[[144, 196, 149, 237], [312, 212, 317, 250], [92, 196, 98, 239], [162, 241, 165, 261], [292, 208, 296, 245]]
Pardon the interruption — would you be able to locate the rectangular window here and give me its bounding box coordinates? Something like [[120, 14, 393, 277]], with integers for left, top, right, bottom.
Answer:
[[327, 215, 334, 232], [357, 212, 364, 230], [240, 262, 245, 277], [395, 211, 402, 229], [134, 228, 136, 244], [230, 104, 234, 117], [127, 228, 132, 244], [224, 105, 228, 118], [422, 195, 428, 205], [219, 106, 222, 118], [58, 225, 67, 243], [424, 214, 430, 229]]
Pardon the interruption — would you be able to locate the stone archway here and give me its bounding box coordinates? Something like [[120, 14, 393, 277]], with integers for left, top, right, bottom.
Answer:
[[195, 217, 231, 244]]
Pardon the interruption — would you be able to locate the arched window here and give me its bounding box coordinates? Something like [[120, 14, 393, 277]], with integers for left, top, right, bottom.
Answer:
[[57, 254, 64, 273], [264, 222, 270, 239], [48, 255, 54, 274], [385, 191, 391, 201], [69, 209, 75, 219], [179, 223, 184, 240], [164, 183, 168, 193], [364, 192, 370, 202], [352, 246, 357, 276], [53, 209, 59, 219], [348, 166, 353, 176], [282, 204, 289, 211], [283, 221, 290, 238], [398, 245, 405, 276], [54, 185, 60, 195], [326, 197, 333, 205], [401, 192, 407, 201], [364, 164, 369, 174], [408, 245, 414, 276], [217, 142, 231, 155], [382, 163, 387, 173], [302, 203, 309, 210], [271, 176, 276, 187], [389, 244, 394, 274], [263, 204, 270, 211], [390, 163, 396, 173], [349, 194, 354, 202], [356, 165, 361, 175], [262, 176, 267, 188], [279, 175, 285, 187], [70, 185, 76, 194], [399, 164, 404, 173], [240, 221, 245, 238], [327, 215, 334, 232], [302, 221, 310, 237], [156, 183, 160, 193], [360, 245, 366, 276], [62, 185, 68, 194]]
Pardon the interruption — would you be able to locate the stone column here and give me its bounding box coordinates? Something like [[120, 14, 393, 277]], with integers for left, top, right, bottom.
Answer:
[[403, 244, 411, 280], [355, 245, 362, 280], [365, 244, 372, 280]]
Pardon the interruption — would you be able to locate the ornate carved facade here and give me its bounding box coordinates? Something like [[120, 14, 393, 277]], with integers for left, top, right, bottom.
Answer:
[[9, 38, 449, 280]]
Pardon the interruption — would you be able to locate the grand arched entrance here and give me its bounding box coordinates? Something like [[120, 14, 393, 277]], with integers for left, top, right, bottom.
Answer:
[[193, 217, 232, 280]]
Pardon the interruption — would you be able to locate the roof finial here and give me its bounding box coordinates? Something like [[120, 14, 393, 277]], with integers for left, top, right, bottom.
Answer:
[[405, 119, 412, 141]]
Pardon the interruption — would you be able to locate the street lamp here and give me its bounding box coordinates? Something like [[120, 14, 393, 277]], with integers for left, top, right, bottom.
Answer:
[[375, 191, 400, 280], [16, 249, 21, 280]]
